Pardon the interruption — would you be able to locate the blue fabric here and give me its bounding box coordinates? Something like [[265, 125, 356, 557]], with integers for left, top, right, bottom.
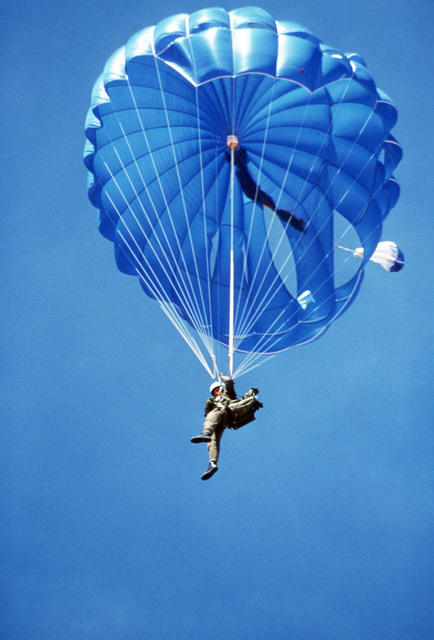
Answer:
[[84, 7, 402, 354], [390, 249, 405, 272]]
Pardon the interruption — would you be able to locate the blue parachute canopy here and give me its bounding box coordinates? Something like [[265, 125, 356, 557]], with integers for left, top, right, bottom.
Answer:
[[84, 7, 402, 375]]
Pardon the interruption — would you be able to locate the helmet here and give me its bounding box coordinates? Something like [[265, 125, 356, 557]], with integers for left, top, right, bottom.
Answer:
[[210, 381, 221, 395]]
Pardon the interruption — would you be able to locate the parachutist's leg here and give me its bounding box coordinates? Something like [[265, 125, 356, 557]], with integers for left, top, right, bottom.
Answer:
[[198, 409, 224, 480], [191, 408, 222, 447], [207, 422, 224, 465], [203, 408, 222, 435], [201, 408, 225, 463]]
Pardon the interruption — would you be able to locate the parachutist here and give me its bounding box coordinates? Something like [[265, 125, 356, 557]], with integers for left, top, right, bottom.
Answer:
[[226, 146, 306, 233], [190, 374, 263, 481]]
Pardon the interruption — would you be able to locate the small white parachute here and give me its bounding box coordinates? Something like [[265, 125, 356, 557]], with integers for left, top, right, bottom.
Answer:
[[354, 241, 405, 272]]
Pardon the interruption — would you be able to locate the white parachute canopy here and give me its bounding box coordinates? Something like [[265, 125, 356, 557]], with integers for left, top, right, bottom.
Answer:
[[354, 241, 405, 272]]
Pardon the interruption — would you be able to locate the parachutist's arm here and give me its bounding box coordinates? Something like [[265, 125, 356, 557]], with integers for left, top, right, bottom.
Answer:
[[224, 378, 237, 401], [219, 373, 237, 400]]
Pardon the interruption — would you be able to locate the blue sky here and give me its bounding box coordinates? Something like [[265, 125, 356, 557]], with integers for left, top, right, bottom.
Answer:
[[2, 1, 433, 638]]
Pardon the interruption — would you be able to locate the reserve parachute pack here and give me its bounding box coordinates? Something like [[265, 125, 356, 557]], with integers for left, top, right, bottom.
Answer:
[[227, 389, 263, 430]]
